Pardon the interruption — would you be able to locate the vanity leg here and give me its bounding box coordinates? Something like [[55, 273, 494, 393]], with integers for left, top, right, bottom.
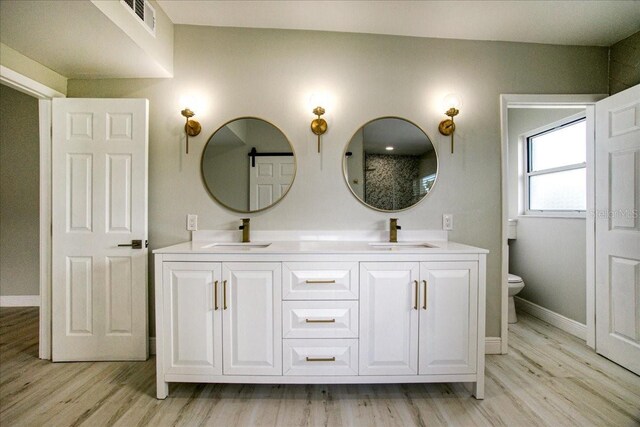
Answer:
[[473, 379, 485, 400], [157, 381, 169, 399]]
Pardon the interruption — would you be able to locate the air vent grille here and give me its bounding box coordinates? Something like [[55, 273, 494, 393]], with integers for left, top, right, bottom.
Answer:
[[135, 0, 145, 20], [121, 0, 156, 35]]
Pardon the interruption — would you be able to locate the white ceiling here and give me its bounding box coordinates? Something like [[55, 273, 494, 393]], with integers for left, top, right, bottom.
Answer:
[[158, 0, 640, 47], [1, 0, 636, 82], [0, 0, 170, 79]]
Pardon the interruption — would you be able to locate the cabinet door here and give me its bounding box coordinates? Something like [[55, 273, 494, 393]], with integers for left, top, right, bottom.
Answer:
[[162, 262, 222, 376], [419, 262, 478, 375], [360, 262, 419, 375], [223, 262, 282, 375]]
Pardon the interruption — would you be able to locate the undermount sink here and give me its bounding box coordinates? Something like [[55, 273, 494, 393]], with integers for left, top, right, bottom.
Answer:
[[201, 242, 272, 249], [368, 242, 438, 249]]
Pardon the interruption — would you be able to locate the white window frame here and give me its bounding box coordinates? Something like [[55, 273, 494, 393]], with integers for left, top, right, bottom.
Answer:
[[522, 112, 587, 218]]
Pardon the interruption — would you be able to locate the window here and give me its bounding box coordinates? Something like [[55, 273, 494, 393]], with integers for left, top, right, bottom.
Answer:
[[413, 173, 436, 203], [525, 117, 586, 214]]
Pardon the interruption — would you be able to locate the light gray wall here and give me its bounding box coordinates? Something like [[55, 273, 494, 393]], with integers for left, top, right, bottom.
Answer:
[[67, 25, 609, 337], [509, 218, 586, 323], [0, 84, 40, 297], [609, 31, 640, 95], [507, 108, 587, 324]]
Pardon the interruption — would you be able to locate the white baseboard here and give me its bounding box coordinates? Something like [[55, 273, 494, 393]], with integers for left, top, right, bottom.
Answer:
[[485, 337, 502, 354], [0, 295, 40, 307], [515, 296, 586, 341]]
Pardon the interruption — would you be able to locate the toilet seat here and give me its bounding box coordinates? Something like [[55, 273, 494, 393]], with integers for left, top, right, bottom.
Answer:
[[507, 274, 525, 324], [508, 274, 523, 284]]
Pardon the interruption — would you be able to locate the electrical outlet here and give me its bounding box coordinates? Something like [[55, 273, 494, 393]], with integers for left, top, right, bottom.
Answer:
[[443, 214, 453, 231], [187, 214, 198, 231]]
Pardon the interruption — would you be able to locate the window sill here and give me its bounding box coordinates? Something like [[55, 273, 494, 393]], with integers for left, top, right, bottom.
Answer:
[[519, 213, 586, 219]]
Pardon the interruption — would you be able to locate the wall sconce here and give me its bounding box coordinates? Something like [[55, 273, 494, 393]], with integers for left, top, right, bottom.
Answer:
[[181, 108, 201, 154], [438, 94, 462, 153], [310, 106, 328, 153]]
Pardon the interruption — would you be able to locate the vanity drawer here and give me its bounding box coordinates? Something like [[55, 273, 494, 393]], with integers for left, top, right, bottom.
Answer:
[[283, 300, 358, 338], [283, 339, 358, 376], [283, 262, 358, 300]]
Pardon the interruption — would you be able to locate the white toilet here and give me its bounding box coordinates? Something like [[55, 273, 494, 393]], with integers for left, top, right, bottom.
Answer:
[[508, 274, 525, 323]]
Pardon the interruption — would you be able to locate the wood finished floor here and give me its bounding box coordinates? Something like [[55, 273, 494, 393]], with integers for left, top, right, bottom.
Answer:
[[1, 308, 638, 427]]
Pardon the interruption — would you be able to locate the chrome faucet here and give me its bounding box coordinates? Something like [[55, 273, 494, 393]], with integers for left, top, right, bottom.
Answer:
[[389, 218, 401, 243], [239, 218, 250, 243]]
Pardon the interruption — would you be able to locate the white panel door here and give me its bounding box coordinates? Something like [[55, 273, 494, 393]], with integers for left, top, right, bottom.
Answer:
[[162, 263, 222, 376], [419, 262, 478, 375], [222, 262, 282, 375], [249, 156, 294, 210], [52, 98, 148, 361], [595, 84, 640, 375], [359, 262, 419, 375]]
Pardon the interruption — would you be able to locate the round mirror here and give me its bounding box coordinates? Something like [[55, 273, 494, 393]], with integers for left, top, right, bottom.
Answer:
[[343, 117, 438, 211], [202, 117, 296, 212]]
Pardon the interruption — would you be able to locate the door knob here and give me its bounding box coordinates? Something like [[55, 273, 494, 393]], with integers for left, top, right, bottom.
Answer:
[[118, 239, 143, 249]]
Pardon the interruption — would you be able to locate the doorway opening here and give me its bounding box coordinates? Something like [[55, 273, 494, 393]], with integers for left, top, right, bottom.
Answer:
[[0, 66, 65, 360], [499, 94, 605, 353]]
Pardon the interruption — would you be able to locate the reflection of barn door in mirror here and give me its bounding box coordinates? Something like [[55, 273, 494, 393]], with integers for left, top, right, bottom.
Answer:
[[595, 84, 640, 375], [249, 156, 294, 211], [51, 98, 148, 361]]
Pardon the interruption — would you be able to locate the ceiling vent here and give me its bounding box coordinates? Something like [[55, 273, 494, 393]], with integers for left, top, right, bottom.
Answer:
[[122, 0, 156, 36]]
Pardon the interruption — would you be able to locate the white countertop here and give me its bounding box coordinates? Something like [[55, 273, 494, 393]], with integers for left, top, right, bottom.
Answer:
[[153, 230, 488, 255]]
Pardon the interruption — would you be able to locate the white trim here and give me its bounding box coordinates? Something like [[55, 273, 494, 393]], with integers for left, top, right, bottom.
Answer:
[[584, 105, 596, 349], [499, 95, 510, 354], [38, 99, 53, 360], [499, 94, 605, 356], [0, 66, 64, 99], [484, 337, 502, 354], [515, 297, 587, 341], [0, 295, 41, 307], [518, 213, 587, 219]]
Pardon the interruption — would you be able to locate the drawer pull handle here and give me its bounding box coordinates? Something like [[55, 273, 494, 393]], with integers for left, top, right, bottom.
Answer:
[[423, 280, 428, 310], [223, 280, 228, 310], [214, 280, 219, 310], [306, 357, 336, 362], [305, 318, 336, 323], [305, 280, 336, 284]]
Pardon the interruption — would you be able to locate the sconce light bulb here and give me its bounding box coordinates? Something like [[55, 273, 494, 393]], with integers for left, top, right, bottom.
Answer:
[[386, 146, 394, 151], [309, 93, 328, 110], [442, 93, 462, 111]]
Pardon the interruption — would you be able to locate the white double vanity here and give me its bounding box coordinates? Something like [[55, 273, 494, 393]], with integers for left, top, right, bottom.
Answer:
[[154, 231, 488, 399]]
